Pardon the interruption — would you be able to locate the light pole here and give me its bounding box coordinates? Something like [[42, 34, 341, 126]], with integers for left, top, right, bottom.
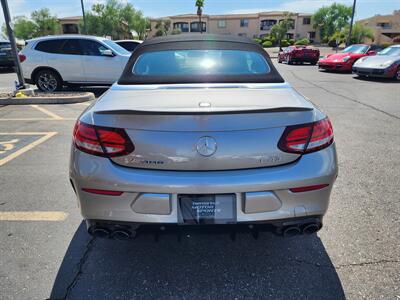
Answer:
[[347, 0, 357, 46], [1, 0, 26, 89], [80, 0, 87, 34]]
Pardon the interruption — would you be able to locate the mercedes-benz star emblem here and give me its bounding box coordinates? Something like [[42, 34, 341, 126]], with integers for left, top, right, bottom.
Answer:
[[196, 136, 217, 157]]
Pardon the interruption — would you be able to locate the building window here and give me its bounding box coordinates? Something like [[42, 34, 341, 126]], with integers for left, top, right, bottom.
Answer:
[[377, 22, 391, 29], [279, 19, 295, 29], [173, 22, 189, 32], [308, 31, 316, 39], [260, 19, 277, 31], [303, 17, 311, 25], [240, 19, 249, 27], [218, 20, 226, 28], [238, 33, 247, 37], [62, 23, 79, 34], [286, 33, 294, 39], [190, 22, 206, 32]]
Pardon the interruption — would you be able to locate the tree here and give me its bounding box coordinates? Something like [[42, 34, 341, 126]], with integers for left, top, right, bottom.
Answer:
[[5, 9, 59, 40], [196, 0, 205, 33], [9, 17, 37, 40], [343, 23, 374, 44], [312, 3, 352, 42], [84, 0, 149, 40], [30, 8, 59, 36], [155, 19, 171, 37], [270, 12, 294, 50]]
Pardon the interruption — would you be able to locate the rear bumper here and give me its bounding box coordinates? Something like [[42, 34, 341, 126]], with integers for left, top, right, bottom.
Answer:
[[290, 57, 318, 63], [70, 143, 338, 224]]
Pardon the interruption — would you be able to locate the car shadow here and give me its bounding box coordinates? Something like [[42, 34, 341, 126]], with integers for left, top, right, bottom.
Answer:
[[50, 222, 345, 299], [353, 75, 398, 84], [63, 86, 110, 98], [0, 67, 15, 74]]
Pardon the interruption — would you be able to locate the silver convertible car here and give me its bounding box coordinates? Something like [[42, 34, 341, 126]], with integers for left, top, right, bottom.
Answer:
[[70, 34, 338, 239], [353, 45, 400, 80]]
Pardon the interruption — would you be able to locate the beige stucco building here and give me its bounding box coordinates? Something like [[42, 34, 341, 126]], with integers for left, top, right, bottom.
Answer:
[[149, 11, 320, 43], [357, 10, 400, 44]]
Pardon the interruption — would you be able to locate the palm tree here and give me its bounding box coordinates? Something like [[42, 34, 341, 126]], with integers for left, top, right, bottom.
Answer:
[[196, 0, 204, 34]]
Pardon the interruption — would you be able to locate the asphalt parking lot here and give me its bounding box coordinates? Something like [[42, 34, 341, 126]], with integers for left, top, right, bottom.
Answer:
[[0, 63, 399, 300]]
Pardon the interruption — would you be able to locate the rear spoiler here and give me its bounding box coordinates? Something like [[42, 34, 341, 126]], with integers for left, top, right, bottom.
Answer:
[[94, 107, 313, 115]]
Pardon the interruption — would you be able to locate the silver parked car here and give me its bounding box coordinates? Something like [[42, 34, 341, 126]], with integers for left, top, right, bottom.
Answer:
[[70, 34, 338, 239], [353, 45, 400, 80]]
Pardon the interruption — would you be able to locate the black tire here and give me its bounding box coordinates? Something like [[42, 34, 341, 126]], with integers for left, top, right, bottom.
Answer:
[[35, 69, 63, 92], [310, 61, 318, 65], [395, 66, 400, 81], [278, 57, 282, 63]]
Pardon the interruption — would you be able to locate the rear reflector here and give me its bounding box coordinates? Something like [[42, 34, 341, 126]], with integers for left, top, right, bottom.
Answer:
[[73, 121, 134, 157], [289, 184, 329, 193], [278, 118, 334, 154], [82, 188, 123, 196]]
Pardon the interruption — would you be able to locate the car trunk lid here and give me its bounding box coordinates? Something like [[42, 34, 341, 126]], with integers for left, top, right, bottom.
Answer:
[[92, 84, 315, 171]]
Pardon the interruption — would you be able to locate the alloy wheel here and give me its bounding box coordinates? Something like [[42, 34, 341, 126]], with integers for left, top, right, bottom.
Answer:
[[37, 72, 58, 92]]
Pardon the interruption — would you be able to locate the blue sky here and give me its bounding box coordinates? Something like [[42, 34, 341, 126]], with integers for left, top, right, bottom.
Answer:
[[2, 0, 399, 23]]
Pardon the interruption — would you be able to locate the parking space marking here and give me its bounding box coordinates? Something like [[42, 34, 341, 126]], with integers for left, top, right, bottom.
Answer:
[[30, 105, 63, 120], [0, 132, 57, 167], [0, 118, 75, 121], [0, 211, 68, 221]]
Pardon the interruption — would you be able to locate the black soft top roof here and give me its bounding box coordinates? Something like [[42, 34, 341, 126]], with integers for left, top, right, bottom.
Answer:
[[118, 34, 284, 85], [139, 33, 258, 47]]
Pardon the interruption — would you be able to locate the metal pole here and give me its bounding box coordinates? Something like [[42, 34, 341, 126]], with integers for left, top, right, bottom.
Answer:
[[80, 0, 87, 34], [347, 0, 356, 46], [1, 0, 25, 89]]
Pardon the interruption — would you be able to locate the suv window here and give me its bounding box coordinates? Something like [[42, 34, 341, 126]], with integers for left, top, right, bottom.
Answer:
[[35, 39, 65, 54], [61, 39, 82, 55], [80, 40, 109, 56]]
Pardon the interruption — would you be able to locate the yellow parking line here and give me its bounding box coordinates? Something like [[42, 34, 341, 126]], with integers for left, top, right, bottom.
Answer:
[[0, 132, 57, 167], [0, 118, 75, 121], [0, 211, 68, 221], [73, 102, 91, 106], [30, 105, 64, 120]]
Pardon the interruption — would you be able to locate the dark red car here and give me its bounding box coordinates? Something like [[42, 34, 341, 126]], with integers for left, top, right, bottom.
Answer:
[[278, 46, 320, 65], [318, 44, 381, 72]]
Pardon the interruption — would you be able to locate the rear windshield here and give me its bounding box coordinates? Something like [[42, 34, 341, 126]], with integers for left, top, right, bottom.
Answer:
[[132, 50, 270, 76]]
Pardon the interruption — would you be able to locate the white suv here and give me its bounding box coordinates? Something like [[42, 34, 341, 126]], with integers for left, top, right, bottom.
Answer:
[[19, 35, 131, 92]]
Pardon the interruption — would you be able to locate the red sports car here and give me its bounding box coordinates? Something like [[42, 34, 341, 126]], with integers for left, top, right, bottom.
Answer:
[[278, 46, 320, 65], [318, 44, 381, 72]]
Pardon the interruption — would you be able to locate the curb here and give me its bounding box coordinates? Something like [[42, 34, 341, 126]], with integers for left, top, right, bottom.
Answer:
[[0, 92, 95, 105]]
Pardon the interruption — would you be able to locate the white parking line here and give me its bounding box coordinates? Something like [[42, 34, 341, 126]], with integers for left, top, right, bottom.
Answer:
[[30, 105, 63, 120]]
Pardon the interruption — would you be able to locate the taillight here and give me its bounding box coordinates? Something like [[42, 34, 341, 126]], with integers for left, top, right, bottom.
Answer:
[[278, 118, 334, 154], [73, 121, 134, 157], [18, 54, 26, 63]]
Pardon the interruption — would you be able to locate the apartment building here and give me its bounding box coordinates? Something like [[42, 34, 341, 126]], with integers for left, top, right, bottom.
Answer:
[[149, 11, 320, 43], [357, 10, 400, 44]]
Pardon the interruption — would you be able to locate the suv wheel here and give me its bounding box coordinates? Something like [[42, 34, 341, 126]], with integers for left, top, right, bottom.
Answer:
[[35, 69, 62, 92]]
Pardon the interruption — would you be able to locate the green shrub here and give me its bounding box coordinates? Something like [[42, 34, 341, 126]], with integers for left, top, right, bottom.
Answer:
[[280, 39, 289, 47], [295, 38, 310, 45], [289, 39, 295, 45], [253, 38, 262, 45], [262, 40, 273, 48]]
